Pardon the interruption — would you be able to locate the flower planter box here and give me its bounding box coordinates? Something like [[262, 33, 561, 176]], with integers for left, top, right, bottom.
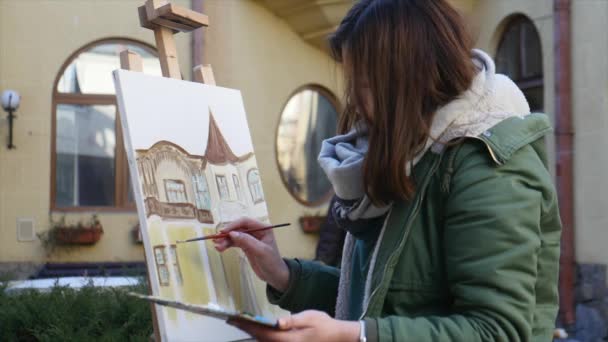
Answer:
[[54, 226, 103, 245], [299, 215, 326, 234]]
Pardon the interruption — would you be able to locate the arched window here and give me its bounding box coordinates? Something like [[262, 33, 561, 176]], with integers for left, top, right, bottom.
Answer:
[[52, 38, 161, 210], [247, 169, 264, 204], [495, 16, 544, 112]]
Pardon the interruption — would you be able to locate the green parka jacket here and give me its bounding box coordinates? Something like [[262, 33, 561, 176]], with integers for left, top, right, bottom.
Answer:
[[269, 113, 561, 342]]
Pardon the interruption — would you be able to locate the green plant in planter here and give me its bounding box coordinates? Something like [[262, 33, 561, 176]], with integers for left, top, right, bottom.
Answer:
[[38, 214, 104, 255]]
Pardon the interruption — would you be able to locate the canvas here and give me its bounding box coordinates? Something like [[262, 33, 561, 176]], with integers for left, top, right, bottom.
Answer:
[[113, 70, 285, 342]]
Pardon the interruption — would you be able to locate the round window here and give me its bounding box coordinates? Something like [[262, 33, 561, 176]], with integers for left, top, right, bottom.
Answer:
[[276, 85, 339, 206]]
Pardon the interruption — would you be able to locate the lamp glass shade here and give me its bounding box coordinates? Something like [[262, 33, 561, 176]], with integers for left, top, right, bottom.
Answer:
[[1, 90, 20, 111]]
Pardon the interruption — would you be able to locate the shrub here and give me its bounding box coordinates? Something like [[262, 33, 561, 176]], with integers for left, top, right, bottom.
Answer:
[[0, 280, 152, 341]]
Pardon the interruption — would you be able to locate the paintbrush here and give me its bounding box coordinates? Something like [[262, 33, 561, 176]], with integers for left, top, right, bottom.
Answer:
[[176, 223, 291, 244]]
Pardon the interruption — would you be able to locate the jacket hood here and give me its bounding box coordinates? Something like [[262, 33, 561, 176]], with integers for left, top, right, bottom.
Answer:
[[429, 49, 531, 151]]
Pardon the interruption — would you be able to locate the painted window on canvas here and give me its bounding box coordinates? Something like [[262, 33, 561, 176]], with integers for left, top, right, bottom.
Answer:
[[170, 245, 183, 286], [248, 169, 264, 204], [154, 246, 170, 286], [233, 174, 242, 201], [164, 180, 187, 203], [192, 174, 211, 210], [216, 175, 230, 200]]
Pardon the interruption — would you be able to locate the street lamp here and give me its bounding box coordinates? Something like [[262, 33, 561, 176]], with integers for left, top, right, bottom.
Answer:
[[1, 90, 20, 149]]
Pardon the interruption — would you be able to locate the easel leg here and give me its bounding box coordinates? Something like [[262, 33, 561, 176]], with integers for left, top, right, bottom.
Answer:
[[119, 49, 163, 342], [193, 64, 216, 85]]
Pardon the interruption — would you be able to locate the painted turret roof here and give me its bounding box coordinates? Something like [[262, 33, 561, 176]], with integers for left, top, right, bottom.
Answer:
[[205, 110, 244, 164]]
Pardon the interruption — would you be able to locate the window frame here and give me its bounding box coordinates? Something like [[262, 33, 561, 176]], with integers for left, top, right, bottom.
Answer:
[[163, 179, 188, 204], [153, 245, 170, 287], [247, 168, 265, 204], [192, 173, 212, 210], [495, 16, 544, 110], [274, 84, 340, 207], [215, 174, 230, 201], [50, 37, 158, 212], [170, 244, 183, 286], [232, 174, 242, 201]]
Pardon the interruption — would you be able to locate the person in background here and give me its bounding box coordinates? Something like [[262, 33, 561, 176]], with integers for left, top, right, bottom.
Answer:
[[214, 0, 562, 340], [314, 196, 346, 267]]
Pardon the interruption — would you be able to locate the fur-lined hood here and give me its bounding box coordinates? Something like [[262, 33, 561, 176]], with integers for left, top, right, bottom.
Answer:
[[431, 49, 531, 148]]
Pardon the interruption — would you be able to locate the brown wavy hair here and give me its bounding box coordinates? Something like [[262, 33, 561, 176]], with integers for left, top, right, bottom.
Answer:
[[329, 0, 475, 205]]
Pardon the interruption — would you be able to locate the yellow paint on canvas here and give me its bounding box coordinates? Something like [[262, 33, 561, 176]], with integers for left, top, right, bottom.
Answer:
[[147, 220, 165, 247], [202, 227, 233, 309], [167, 225, 212, 308], [220, 248, 246, 312], [147, 221, 178, 321]]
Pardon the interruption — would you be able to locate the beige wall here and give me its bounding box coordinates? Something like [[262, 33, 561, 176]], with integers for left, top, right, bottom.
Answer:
[[470, 0, 608, 267], [0, 0, 190, 264], [570, 0, 608, 266], [202, 0, 342, 259], [11, 0, 603, 271], [0, 0, 338, 266]]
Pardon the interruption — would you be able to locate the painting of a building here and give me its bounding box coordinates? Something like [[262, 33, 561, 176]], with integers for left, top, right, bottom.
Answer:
[[136, 112, 266, 227], [134, 108, 271, 316]]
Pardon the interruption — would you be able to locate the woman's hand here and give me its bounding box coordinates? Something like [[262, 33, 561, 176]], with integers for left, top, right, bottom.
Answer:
[[228, 310, 360, 342], [213, 217, 289, 292]]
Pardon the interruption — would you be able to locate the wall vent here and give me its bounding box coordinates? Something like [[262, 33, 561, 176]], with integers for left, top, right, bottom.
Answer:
[[17, 218, 36, 242]]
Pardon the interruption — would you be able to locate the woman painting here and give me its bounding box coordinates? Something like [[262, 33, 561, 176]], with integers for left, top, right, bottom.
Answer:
[[214, 0, 561, 340]]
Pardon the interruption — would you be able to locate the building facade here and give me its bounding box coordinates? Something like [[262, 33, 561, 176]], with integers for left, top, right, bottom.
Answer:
[[0, 0, 341, 275], [0, 0, 606, 338]]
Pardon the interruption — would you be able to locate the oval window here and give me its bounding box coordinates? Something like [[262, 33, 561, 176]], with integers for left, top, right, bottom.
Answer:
[[276, 86, 339, 206]]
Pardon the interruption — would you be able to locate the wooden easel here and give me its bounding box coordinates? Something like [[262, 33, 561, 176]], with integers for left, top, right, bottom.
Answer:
[[120, 0, 215, 85], [119, 1, 215, 340]]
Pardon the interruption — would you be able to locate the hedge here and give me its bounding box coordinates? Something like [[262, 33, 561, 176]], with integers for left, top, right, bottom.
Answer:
[[0, 281, 153, 341]]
